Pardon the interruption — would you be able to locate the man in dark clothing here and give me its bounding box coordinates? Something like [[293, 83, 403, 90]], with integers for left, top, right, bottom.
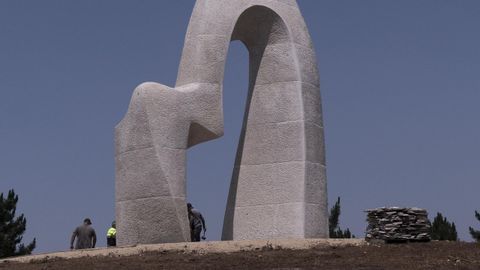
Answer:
[[187, 203, 206, 242], [70, 218, 97, 250]]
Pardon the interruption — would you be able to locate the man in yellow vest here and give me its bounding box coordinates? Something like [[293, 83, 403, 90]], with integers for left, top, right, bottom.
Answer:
[[107, 221, 116, 247]]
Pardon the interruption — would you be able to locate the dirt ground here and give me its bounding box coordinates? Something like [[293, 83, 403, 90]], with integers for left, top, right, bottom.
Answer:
[[1, 241, 479, 270]]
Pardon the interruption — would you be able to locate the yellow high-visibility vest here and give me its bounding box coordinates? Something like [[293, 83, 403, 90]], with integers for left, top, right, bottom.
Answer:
[[107, 227, 116, 238]]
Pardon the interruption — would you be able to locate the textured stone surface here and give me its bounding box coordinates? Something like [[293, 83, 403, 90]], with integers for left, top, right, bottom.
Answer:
[[365, 207, 431, 242], [116, 0, 327, 246]]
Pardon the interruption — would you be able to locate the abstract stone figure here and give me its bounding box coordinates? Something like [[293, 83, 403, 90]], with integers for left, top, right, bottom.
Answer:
[[115, 0, 327, 246]]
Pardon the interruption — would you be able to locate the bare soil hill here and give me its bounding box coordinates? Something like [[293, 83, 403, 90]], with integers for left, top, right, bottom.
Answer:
[[1, 239, 479, 270]]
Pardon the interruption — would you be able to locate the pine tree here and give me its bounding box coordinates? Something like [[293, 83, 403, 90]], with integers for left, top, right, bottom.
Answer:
[[430, 212, 458, 241], [0, 189, 36, 258], [328, 197, 354, 238], [468, 210, 480, 242]]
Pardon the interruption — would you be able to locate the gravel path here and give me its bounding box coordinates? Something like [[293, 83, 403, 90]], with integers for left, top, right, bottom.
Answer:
[[2, 238, 365, 263]]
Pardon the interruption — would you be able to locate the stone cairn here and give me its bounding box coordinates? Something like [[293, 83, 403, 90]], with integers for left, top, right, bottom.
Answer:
[[365, 207, 431, 242]]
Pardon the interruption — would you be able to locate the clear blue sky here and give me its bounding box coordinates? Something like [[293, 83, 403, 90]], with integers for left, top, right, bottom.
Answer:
[[1, 1, 479, 253]]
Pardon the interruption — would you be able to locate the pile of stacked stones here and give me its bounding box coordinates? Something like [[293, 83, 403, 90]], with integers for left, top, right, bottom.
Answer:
[[365, 207, 431, 242]]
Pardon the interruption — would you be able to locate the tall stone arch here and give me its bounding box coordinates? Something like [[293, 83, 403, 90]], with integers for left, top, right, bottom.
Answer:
[[115, 0, 327, 246]]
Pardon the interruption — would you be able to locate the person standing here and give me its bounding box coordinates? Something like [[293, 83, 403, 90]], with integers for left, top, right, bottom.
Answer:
[[70, 218, 97, 250], [187, 203, 206, 242], [106, 221, 116, 247]]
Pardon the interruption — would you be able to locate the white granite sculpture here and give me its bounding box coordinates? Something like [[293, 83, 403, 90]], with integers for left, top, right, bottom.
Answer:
[[115, 0, 327, 246]]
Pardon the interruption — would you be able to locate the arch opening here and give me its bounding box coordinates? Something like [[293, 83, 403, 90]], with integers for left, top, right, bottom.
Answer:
[[186, 40, 249, 241]]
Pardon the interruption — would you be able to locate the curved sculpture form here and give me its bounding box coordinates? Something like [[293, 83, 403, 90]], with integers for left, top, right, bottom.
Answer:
[[115, 0, 327, 246]]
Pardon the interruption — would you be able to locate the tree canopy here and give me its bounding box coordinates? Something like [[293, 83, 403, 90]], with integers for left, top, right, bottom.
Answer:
[[0, 189, 36, 258], [468, 210, 480, 242], [430, 212, 457, 241], [329, 197, 353, 238]]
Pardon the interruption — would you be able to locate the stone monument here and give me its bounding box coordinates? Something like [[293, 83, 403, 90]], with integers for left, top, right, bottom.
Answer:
[[115, 0, 327, 246]]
